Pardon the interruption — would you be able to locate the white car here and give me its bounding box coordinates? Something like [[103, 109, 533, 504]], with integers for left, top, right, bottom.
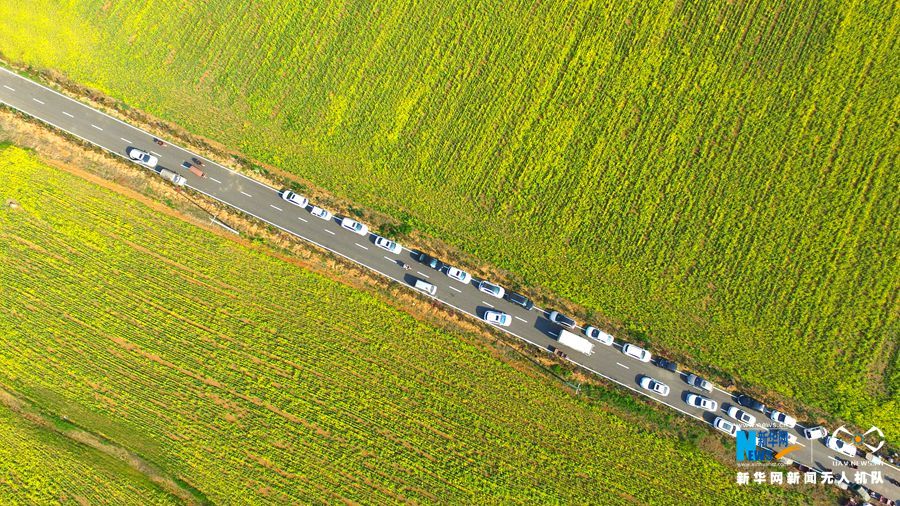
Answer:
[[446, 267, 472, 284], [309, 206, 332, 220], [727, 406, 756, 426], [127, 148, 158, 169], [341, 217, 368, 236], [483, 310, 511, 327], [548, 311, 576, 329], [713, 417, 738, 436], [802, 426, 828, 440], [622, 343, 651, 363], [686, 393, 718, 412], [281, 190, 309, 208], [478, 280, 505, 299], [639, 376, 670, 396], [768, 410, 797, 428], [825, 436, 857, 457], [374, 236, 402, 254], [585, 327, 614, 346]]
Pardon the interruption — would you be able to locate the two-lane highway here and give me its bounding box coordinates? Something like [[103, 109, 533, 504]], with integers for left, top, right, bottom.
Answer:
[[1, 66, 896, 501]]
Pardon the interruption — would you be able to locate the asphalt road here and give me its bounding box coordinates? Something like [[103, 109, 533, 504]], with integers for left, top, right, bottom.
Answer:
[[1, 66, 897, 501]]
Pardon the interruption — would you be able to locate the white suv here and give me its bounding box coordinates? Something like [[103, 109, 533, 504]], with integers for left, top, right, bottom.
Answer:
[[622, 344, 651, 362], [713, 417, 738, 436], [374, 236, 402, 254], [686, 393, 718, 412], [340, 218, 368, 236], [446, 267, 472, 284], [768, 410, 797, 428], [585, 327, 614, 346], [478, 280, 505, 299], [281, 190, 308, 208], [802, 426, 828, 440]]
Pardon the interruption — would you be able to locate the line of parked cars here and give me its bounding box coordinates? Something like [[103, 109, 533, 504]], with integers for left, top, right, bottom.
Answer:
[[275, 191, 863, 461], [407, 251, 536, 325]]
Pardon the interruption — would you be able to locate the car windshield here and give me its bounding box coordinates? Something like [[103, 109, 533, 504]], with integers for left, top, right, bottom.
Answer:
[[140, 154, 150, 162]]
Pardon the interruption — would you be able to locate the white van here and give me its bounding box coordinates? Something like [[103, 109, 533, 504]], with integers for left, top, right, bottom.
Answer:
[[158, 168, 187, 186], [413, 279, 436, 296]]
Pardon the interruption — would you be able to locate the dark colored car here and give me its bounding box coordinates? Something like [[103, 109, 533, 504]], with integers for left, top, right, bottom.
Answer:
[[654, 357, 678, 372], [735, 394, 766, 413], [413, 251, 444, 271], [505, 291, 534, 310]]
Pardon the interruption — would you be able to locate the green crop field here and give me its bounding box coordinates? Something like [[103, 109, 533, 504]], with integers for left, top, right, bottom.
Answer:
[[0, 145, 827, 504], [0, 0, 896, 438], [0, 402, 177, 505]]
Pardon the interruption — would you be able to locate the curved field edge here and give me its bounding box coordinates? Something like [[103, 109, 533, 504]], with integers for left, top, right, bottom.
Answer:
[[0, 394, 178, 505], [0, 0, 895, 435], [0, 145, 825, 504]]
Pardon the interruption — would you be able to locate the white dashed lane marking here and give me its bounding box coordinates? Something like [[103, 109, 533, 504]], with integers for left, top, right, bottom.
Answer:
[[515, 316, 527, 323], [62, 111, 74, 118], [298, 217, 308, 222], [32, 98, 44, 104], [2, 85, 14, 91], [324, 229, 335, 235], [91, 124, 103, 131], [481, 301, 494, 308], [449, 286, 461, 293], [355, 243, 369, 250], [208, 177, 222, 184], [240, 191, 252, 197], [120, 137, 133, 144], [270, 205, 282, 211], [417, 272, 429, 278], [617, 362, 630, 369]]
